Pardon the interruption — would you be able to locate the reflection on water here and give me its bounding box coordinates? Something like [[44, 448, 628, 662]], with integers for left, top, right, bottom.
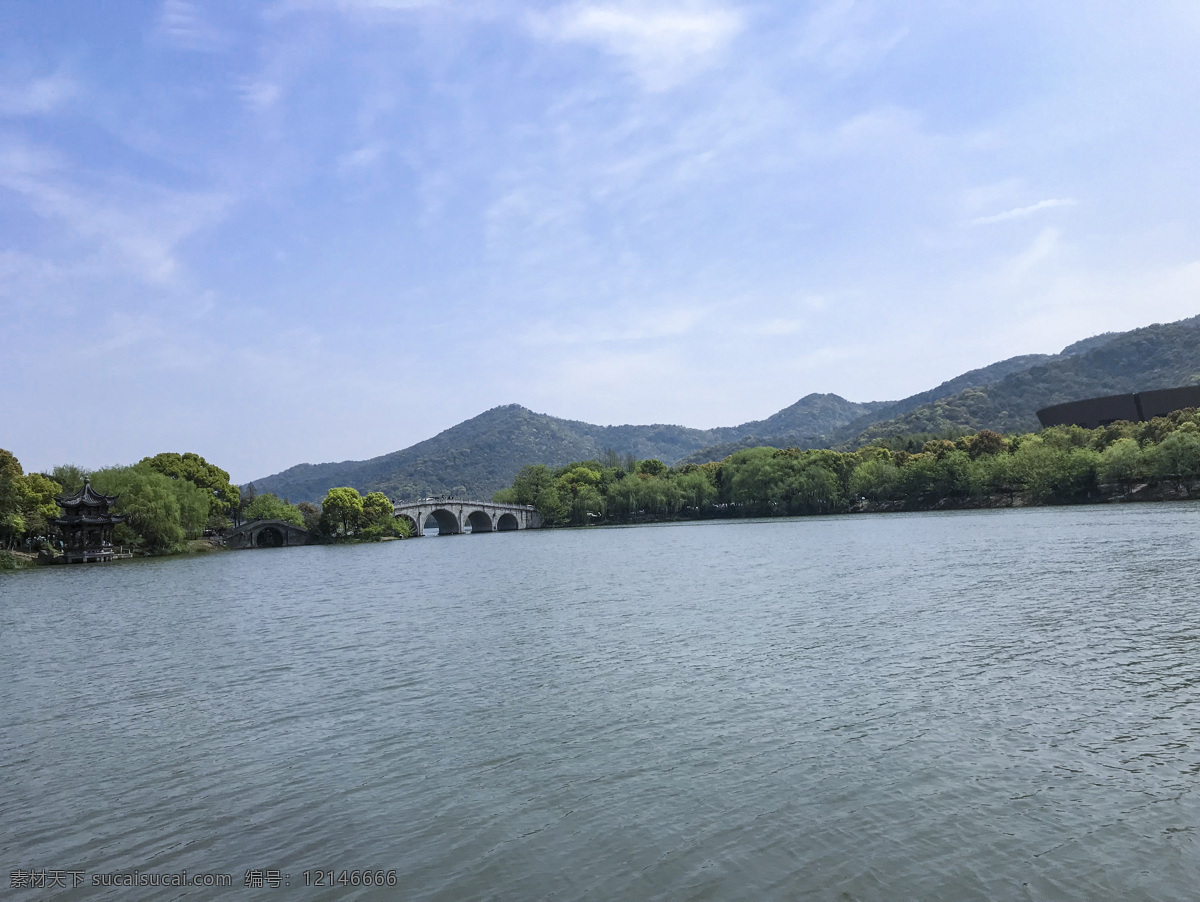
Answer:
[[2, 504, 1198, 900]]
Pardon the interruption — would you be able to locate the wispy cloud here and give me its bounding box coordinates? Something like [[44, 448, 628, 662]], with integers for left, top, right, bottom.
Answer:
[[797, 0, 908, 75], [0, 140, 233, 284], [0, 73, 78, 116], [1008, 227, 1062, 278], [267, 0, 443, 19], [972, 198, 1077, 225], [338, 141, 388, 172], [156, 0, 231, 52], [738, 317, 807, 337], [532, 1, 745, 90], [236, 78, 283, 110], [521, 306, 704, 346]]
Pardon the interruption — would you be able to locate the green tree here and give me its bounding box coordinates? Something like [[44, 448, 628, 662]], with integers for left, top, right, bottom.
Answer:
[[0, 449, 25, 549], [637, 458, 668, 478], [297, 501, 322, 532], [243, 492, 305, 527], [358, 491, 410, 538], [141, 452, 240, 519], [534, 483, 568, 525], [726, 448, 789, 514], [849, 458, 899, 501], [675, 468, 717, 513], [17, 473, 62, 539], [556, 466, 605, 524], [90, 465, 211, 553], [361, 491, 394, 526], [967, 451, 1014, 499], [968, 430, 1008, 459], [1010, 439, 1098, 502], [237, 482, 258, 526], [321, 487, 364, 536], [50, 464, 87, 495], [510, 465, 556, 506], [898, 453, 941, 502], [1144, 428, 1200, 479], [1097, 437, 1144, 484], [787, 464, 841, 514]]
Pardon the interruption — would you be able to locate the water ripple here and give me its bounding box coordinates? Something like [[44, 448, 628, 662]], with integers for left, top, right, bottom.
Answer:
[[2, 505, 1199, 899]]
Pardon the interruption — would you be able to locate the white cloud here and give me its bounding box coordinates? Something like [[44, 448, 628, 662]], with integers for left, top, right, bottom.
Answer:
[[797, 0, 908, 75], [739, 317, 806, 337], [267, 0, 442, 19], [533, 1, 744, 90], [972, 198, 1077, 225], [338, 141, 388, 172], [236, 79, 283, 110], [0, 141, 233, 284], [0, 73, 78, 116], [1007, 227, 1062, 279], [156, 0, 231, 52], [521, 306, 704, 346], [821, 105, 923, 156]]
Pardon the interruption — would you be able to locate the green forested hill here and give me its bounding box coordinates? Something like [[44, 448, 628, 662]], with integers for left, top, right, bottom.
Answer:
[[250, 394, 882, 503], [249, 314, 1200, 502], [840, 315, 1200, 446], [678, 358, 1056, 464]]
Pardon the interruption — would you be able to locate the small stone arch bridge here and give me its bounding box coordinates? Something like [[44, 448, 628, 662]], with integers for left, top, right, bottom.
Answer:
[[225, 519, 316, 549], [393, 500, 542, 537]]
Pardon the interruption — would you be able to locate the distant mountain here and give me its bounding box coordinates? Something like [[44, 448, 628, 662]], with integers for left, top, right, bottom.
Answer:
[[839, 315, 1200, 446], [249, 314, 1200, 503], [249, 394, 881, 503], [677, 360, 1054, 464]]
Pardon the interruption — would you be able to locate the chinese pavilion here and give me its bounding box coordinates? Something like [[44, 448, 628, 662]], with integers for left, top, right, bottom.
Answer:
[[54, 480, 125, 563]]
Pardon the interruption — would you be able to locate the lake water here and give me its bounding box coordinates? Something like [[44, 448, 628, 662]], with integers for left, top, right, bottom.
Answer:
[[2, 505, 1198, 900]]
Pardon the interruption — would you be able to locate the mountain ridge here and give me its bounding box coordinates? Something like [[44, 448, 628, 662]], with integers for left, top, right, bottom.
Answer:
[[838, 314, 1200, 446], [249, 394, 880, 503], [248, 314, 1200, 503]]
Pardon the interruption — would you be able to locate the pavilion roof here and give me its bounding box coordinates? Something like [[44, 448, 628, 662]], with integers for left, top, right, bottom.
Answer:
[[56, 481, 121, 509]]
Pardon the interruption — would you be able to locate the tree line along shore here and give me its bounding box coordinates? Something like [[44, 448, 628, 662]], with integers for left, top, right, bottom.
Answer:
[[492, 408, 1200, 526], [0, 451, 407, 570], [6, 407, 1200, 569]]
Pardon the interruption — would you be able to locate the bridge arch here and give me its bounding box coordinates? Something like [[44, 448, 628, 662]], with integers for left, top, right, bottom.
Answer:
[[256, 526, 284, 548], [466, 511, 493, 534], [425, 508, 461, 536], [497, 513, 519, 531], [225, 519, 315, 550]]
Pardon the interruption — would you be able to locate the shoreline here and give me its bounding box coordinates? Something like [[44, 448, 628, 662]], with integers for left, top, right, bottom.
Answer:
[[1, 534, 412, 572], [535, 475, 1200, 528], [7, 479, 1197, 570]]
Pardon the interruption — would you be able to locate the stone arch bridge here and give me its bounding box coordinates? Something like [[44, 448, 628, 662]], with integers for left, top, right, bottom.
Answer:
[[393, 500, 542, 537], [225, 519, 316, 549]]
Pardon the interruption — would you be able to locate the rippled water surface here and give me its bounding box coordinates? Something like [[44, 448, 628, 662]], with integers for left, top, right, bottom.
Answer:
[[3, 505, 1199, 900]]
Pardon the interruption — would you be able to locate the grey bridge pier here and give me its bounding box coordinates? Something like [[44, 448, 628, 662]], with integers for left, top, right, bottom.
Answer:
[[393, 500, 542, 536]]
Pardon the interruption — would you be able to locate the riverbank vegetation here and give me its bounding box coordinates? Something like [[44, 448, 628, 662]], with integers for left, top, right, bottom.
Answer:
[[317, 486, 412, 540], [494, 409, 1200, 526], [0, 450, 246, 557], [0, 447, 409, 565]]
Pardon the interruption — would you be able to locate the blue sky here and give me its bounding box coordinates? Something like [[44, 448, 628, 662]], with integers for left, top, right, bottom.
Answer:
[[4, 1, 1200, 483]]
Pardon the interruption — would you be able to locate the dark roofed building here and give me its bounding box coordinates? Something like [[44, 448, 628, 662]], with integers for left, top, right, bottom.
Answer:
[[54, 480, 125, 563], [1037, 386, 1200, 429], [1137, 386, 1200, 420], [1036, 393, 1142, 429]]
